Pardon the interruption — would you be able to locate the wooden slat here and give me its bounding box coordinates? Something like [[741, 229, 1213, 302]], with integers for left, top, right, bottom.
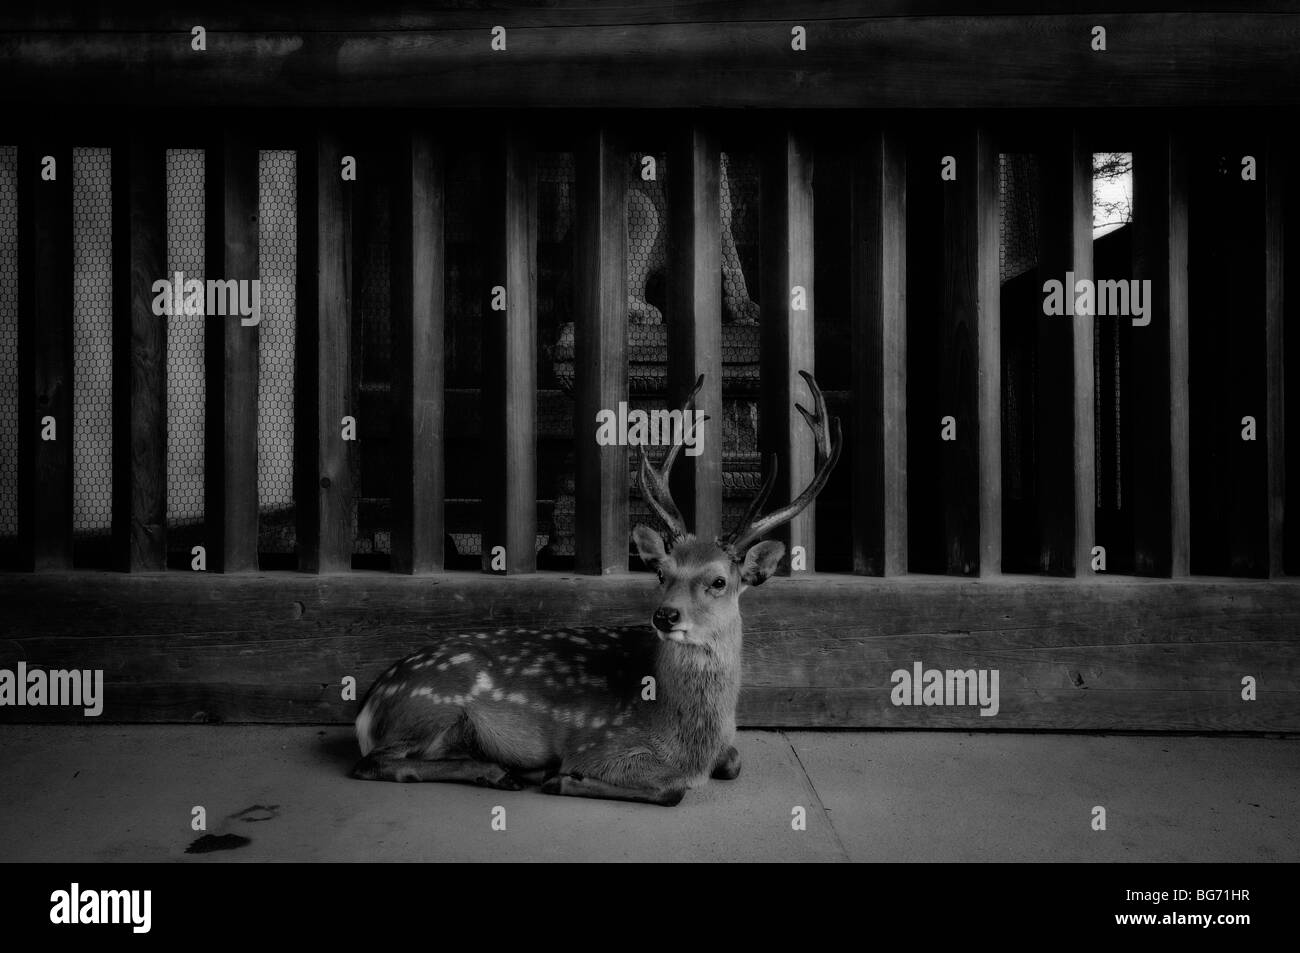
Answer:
[[16, 142, 73, 570], [1131, 133, 1191, 577], [760, 128, 816, 573], [850, 127, 907, 576], [295, 129, 353, 573], [111, 135, 168, 571], [1030, 132, 1091, 575], [667, 124, 722, 541], [480, 133, 537, 574], [1070, 133, 1096, 578], [389, 130, 445, 575], [574, 126, 628, 572], [6, 17, 1300, 109], [937, 130, 996, 576], [203, 131, 260, 572], [1266, 136, 1286, 577], [975, 130, 1001, 577], [2, 570, 1299, 731], [15, 2, 1300, 31]]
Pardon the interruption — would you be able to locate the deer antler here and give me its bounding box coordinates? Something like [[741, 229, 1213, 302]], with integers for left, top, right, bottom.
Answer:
[[721, 370, 842, 554], [638, 374, 707, 542]]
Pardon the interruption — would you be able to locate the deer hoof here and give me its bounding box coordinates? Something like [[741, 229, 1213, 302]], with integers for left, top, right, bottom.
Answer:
[[657, 786, 687, 807], [540, 774, 564, 796], [476, 768, 524, 791], [350, 755, 380, 781]]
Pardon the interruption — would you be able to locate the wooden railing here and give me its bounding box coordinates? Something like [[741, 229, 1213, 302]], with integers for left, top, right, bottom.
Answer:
[[1, 2, 1298, 730]]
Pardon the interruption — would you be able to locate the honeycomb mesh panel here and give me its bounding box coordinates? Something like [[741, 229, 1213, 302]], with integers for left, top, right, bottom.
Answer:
[[257, 150, 297, 555], [0, 147, 16, 539], [999, 152, 1040, 284], [165, 149, 205, 550], [72, 148, 113, 541], [538, 152, 575, 559]]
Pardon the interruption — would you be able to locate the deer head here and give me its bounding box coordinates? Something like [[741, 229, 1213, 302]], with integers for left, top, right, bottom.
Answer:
[[632, 371, 842, 647]]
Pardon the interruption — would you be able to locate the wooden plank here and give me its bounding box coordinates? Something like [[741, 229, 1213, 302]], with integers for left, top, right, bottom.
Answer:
[[1265, 136, 1285, 578], [1071, 132, 1097, 578], [1028, 132, 1087, 575], [1, 570, 1299, 730], [203, 130, 260, 572], [389, 130, 444, 575], [936, 130, 994, 576], [849, 126, 907, 576], [16, 142, 74, 571], [975, 130, 1001, 577], [761, 128, 816, 573], [295, 129, 353, 573], [6, 17, 1300, 110], [1131, 133, 1190, 577], [573, 126, 628, 572], [111, 135, 168, 571], [667, 124, 722, 541], [480, 132, 537, 574], [13, 2, 1300, 31]]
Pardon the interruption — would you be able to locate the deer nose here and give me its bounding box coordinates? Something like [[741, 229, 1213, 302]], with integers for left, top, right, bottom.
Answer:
[[652, 607, 680, 633]]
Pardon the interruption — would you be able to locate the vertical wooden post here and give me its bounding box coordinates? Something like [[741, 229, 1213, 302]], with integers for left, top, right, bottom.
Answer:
[[481, 132, 537, 574], [668, 125, 722, 542], [974, 129, 1002, 578], [850, 126, 907, 576], [1131, 132, 1190, 577], [1035, 131, 1093, 576], [295, 128, 353, 573], [1265, 136, 1286, 578], [389, 130, 445, 575], [1070, 133, 1097, 579], [761, 128, 816, 573], [16, 141, 73, 570], [938, 129, 998, 576], [111, 134, 168, 571], [204, 130, 260, 572], [574, 126, 628, 573]]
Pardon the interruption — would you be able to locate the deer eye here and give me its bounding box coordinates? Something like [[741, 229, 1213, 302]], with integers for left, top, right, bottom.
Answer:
[[710, 576, 727, 590]]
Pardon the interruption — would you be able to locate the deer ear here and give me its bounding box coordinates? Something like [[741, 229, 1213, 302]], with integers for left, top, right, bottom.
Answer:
[[740, 540, 785, 587], [631, 525, 669, 568]]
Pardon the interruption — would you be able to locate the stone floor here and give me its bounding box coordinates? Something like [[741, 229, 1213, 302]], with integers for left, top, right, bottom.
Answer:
[[0, 726, 1295, 862]]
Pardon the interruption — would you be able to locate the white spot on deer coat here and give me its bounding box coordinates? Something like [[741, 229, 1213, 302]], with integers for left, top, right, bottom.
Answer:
[[449, 653, 472, 665]]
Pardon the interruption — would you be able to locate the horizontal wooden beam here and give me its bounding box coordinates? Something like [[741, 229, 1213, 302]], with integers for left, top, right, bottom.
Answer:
[[4, 16, 1300, 108], [0, 571, 1297, 730], [9, 3, 1300, 31]]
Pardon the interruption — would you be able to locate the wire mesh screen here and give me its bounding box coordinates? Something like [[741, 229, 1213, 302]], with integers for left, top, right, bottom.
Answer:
[[257, 150, 297, 555], [0, 147, 17, 540], [72, 148, 113, 545], [537, 151, 575, 562], [998, 152, 1042, 512], [352, 159, 390, 556], [166, 149, 205, 552]]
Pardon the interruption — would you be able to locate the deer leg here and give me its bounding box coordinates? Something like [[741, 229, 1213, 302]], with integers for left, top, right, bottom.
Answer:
[[540, 772, 686, 807], [711, 745, 742, 781], [352, 750, 524, 790]]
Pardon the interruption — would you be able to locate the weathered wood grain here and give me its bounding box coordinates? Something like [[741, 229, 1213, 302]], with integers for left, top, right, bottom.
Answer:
[[667, 125, 723, 541], [850, 126, 907, 577], [389, 129, 445, 574], [5, 16, 1300, 109], [0, 572, 1296, 730], [574, 126, 628, 572], [111, 135, 168, 572]]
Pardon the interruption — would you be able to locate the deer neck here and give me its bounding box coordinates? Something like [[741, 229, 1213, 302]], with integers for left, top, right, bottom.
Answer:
[[651, 613, 743, 778]]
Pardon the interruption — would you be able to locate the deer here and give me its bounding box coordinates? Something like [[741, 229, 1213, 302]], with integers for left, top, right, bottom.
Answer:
[[351, 371, 841, 806]]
